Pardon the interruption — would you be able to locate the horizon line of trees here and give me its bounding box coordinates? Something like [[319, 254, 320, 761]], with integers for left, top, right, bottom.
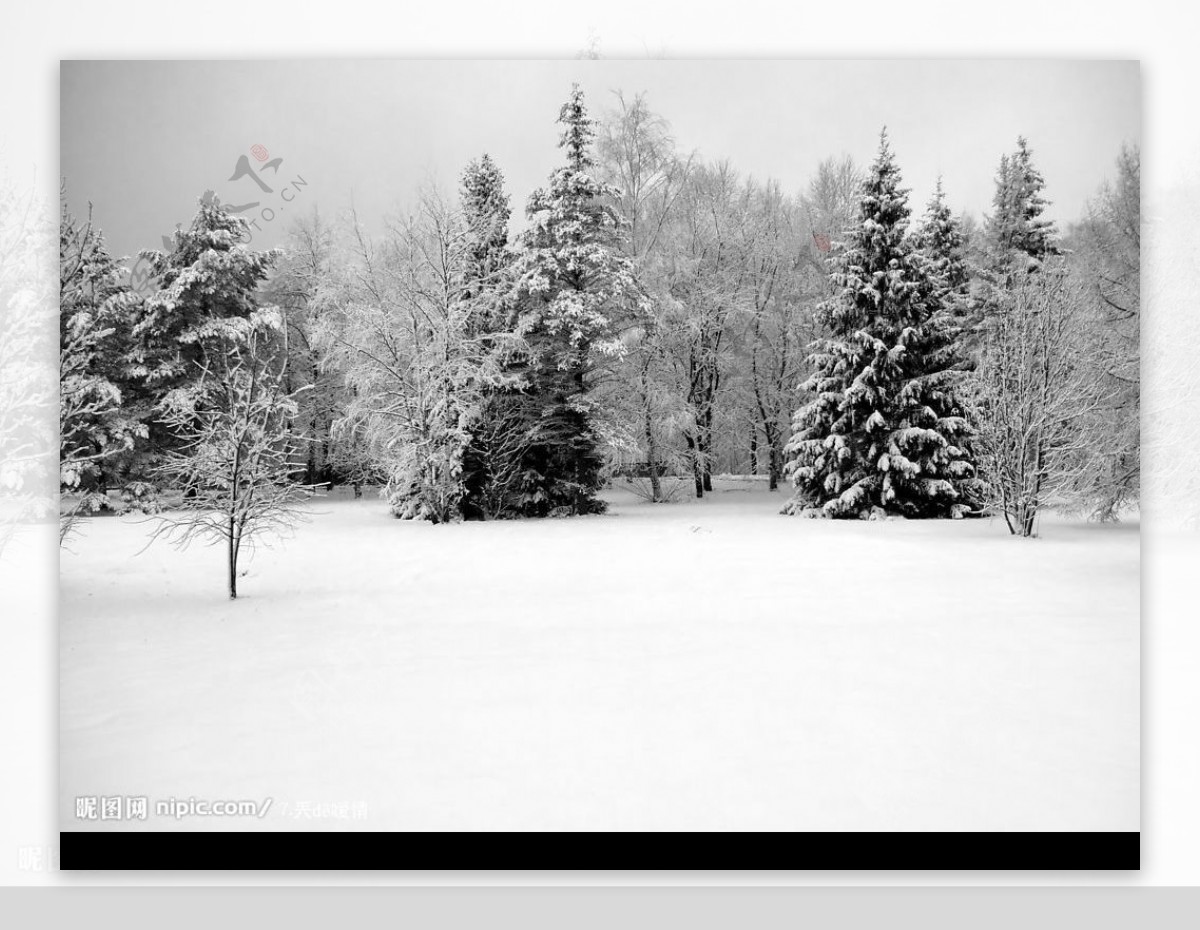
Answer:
[[59, 84, 1140, 593]]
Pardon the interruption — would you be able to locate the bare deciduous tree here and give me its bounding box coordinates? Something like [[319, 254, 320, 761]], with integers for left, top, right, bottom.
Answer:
[[970, 269, 1111, 536], [147, 318, 308, 598], [314, 191, 524, 522], [1071, 144, 1140, 520], [740, 178, 821, 490], [264, 210, 344, 488], [596, 91, 694, 502]]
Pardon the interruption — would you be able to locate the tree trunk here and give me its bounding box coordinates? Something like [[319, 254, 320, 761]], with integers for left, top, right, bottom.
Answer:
[[761, 419, 781, 492], [1021, 442, 1047, 538], [699, 410, 714, 492], [227, 524, 238, 599], [645, 404, 663, 503], [749, 428, 758, 476], [685, 434, 703, 498], [1022, 482, 1042, 537], [308, 355, 321, 485]]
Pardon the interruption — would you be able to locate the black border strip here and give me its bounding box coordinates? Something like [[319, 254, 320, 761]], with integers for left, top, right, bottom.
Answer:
[[59, 831, 1140, 871]]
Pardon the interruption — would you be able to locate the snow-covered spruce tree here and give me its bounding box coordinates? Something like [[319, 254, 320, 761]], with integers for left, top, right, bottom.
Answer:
[[506, 85, 647, 516], [59, 199, 146, 538], [129, 197, 282, 475], [148, 316, 308, 599], [985, 137, 1061, 273], [912, 179, 971, 322], [460, 154, 514, 334], [781, 131, 981, 520], [456, 154, 521, 519], [911, 176, 993, 362]]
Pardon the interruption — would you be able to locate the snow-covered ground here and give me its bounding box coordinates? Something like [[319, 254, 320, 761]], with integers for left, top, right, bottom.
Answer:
[[60, 479, 1139, 832]]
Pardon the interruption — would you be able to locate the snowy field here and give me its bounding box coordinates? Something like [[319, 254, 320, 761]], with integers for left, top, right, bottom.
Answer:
[[60, 479, 1139, 832]]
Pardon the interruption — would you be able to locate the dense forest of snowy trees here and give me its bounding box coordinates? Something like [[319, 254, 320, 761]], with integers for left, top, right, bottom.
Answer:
[[59, 84, 1140, 564]]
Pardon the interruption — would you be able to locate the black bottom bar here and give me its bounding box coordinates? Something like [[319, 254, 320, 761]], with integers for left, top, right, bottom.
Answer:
[[59, 831, 1140, 871]]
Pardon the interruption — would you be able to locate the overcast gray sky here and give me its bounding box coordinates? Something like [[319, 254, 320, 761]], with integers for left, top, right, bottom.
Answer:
[[60, 59, 1140, 259]]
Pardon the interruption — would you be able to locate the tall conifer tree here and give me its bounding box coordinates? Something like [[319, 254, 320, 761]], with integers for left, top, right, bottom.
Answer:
[[913, 179, 970, 319], [782, 131, 981, 519], [985, 136, 1061, 270], [507, 85, 646, 516], [127, 198, 282, 484], [458, 154, 517, 518]]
